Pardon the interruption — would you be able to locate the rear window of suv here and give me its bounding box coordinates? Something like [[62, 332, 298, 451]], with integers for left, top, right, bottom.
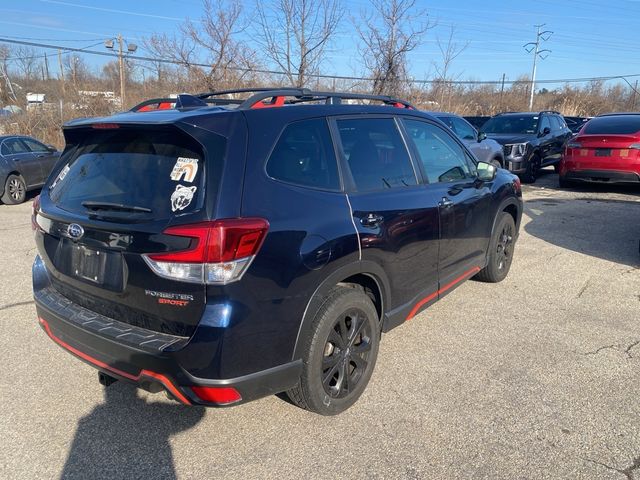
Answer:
[[583, 116, 640, 135], [49, 126, 222, 220]]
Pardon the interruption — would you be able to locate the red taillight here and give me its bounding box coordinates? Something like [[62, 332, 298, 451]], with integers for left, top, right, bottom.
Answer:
[[144, 218, 269, 285], [191, 386, 242, 405], [149, 218, 269, 263], [31, 194, 41, 231]]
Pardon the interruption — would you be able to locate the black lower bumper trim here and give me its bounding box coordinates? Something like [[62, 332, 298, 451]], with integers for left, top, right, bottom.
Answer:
[[564, 169, 640, 184]]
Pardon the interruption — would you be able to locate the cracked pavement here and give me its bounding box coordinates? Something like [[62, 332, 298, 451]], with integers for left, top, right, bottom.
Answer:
[[1, 171, 639, 479]]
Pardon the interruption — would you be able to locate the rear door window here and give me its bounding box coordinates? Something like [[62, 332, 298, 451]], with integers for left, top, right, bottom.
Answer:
[[266, 118, 340, 191], [49, 127, 219, 220], [336, 118, 417, 192]]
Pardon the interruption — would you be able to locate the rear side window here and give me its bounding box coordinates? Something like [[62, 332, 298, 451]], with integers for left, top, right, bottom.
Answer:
[[336, 118, 417, 192], [583, 116, 640, 135], [49, 127, 220, 220], [403, 119, 472, 183], [266, 118, 340, 191]]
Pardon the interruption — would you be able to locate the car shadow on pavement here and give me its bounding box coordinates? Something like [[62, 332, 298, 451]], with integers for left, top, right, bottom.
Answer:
[[523, 196, 640, 267], [60, 382, 205, 480]]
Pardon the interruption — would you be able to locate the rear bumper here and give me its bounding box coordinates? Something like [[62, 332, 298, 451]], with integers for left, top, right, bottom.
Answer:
[[33, 256, 301, 407], [562, 169, 640, 184]]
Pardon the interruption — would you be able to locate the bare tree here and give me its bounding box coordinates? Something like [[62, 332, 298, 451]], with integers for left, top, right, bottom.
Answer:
[[144, 0, 259, 91], [254, 0, 341, 87], [355, 0, 433, 97], [12, 46, 41, 81], [432, 27, 469, 110]]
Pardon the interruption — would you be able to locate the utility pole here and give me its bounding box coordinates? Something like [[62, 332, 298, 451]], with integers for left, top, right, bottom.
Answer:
[[118, 34, 125, 108], [105, 35, 137, 109], [57, 49, 65, 95], [524, 24, 552, 111], [499, 73, 506, 111], [43, 52, 50, 80]]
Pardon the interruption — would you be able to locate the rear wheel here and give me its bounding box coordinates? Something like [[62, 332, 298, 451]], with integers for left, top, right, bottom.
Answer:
[[287, 286, 380, 415], [1, 174, 27, 205], [559, 176, 573, 188], [475, 212, 516, 283]]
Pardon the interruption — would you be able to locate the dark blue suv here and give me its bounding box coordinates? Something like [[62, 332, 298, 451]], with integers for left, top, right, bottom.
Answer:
[[32, 88, 523, 415]]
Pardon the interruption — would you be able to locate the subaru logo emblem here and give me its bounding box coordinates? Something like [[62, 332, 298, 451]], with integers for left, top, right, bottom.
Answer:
[[67, 223, 84, 240]]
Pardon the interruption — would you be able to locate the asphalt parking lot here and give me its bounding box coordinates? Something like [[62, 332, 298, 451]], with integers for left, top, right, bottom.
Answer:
[[1, 169, 639, 480]]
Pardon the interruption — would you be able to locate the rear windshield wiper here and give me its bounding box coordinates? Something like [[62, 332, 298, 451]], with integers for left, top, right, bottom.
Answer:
[[82, 201, 152, 213]]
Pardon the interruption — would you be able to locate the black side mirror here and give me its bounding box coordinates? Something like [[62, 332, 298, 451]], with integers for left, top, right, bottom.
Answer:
[[539, 127, 551, 137], [477, 131, 487, 142], [476, 161, 497, 182]]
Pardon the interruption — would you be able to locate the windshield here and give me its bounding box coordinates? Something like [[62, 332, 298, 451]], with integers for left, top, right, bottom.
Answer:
[[482, 116, 539, 135], [583, 116, 640, 135], [49, 126, 222, 220]]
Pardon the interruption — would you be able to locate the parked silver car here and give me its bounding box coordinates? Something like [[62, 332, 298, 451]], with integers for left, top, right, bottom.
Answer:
[[433, 112, 504, 167], [0, 135, 60, 204]]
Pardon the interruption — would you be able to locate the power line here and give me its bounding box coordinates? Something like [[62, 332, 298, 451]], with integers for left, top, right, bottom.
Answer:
[[1, 36, 639, 87]]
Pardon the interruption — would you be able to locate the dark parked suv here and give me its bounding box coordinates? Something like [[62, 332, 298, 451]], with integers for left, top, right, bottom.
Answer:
[[32, 88, 523, 415], [482, 111, 573, 183]]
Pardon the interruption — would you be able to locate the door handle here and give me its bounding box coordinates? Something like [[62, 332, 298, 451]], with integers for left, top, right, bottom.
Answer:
[[360, 213, 384, 228], [439, 197, 454, 208]]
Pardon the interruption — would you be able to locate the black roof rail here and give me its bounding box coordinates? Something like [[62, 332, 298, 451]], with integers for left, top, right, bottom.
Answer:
[[130, 88, 415, 113], [235, 89, 415, 110]]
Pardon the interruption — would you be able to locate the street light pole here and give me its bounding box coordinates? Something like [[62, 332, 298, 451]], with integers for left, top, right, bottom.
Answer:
[[105, 35, 137, 109], [118, 33, 125, 108], [524, 24, 552, 111]]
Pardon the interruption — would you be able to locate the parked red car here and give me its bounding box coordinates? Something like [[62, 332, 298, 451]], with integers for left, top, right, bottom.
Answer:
[[559, 113, 640, 187]]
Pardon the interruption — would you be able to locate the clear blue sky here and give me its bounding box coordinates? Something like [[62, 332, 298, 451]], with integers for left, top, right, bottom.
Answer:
[[1, 0, 639, 88]]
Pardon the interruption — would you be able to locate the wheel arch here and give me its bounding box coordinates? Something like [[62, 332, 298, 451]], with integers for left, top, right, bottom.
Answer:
[[291, 261, 391, 360]]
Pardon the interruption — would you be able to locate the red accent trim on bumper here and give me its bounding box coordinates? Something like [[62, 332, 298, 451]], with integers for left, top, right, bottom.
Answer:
[[38, 317, 191, 405], [406, 266, 481, 320]]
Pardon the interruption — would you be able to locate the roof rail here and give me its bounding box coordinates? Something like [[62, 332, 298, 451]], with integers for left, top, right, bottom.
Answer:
[[130, 88, 415, 113], [539, 110, 562, 115]]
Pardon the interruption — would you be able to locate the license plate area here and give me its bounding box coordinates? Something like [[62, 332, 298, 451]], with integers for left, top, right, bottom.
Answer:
[[52, 238, 125, 291], [71, 244, 107, 283], [595, 148, 611, 157]]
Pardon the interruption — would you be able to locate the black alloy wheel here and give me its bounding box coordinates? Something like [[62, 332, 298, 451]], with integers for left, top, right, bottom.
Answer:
[[321, 308, 373, 399], [287, 286, 380, 415]]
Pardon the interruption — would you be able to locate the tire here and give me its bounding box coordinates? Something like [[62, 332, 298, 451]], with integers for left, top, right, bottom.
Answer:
[[520, 154, 540, 184], [553, 162, 561, 173], [1, 174, 27, 205], [475, 212, 517, 283], [287, 286, 380, 415], [558, 176, 573, 188]]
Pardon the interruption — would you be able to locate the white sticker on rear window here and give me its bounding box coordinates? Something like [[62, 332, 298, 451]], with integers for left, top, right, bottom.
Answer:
[[50, 164, 70, 189], [171, 184, 197, 212], [170, 157, 199, 183]]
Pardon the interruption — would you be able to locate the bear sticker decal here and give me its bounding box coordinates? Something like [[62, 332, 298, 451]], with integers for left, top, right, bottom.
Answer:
[[171, 185, 197, 212]]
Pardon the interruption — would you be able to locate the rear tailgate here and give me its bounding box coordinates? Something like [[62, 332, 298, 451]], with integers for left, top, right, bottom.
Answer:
[[35, 123, 227, 337]]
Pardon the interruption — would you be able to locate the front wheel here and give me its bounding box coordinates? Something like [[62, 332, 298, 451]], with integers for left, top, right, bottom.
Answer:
[[475, 212, 517, 283], [287, 286, 380, 415], [520, 155, 540, 184], [1, 174, 27, 205]]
